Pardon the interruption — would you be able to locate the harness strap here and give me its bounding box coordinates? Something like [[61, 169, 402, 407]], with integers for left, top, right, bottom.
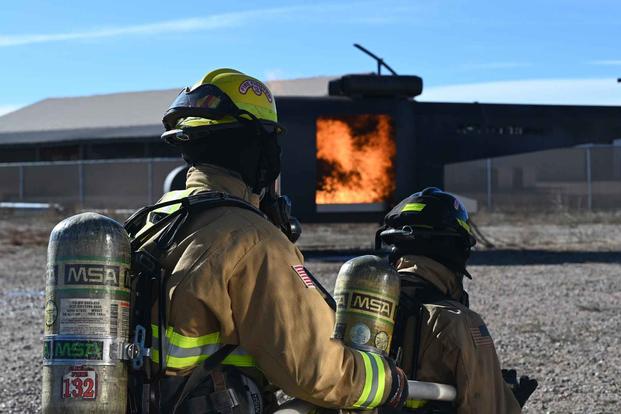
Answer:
[[405, 279, 448, 380], [171, 344, 238, 414], [392, 278, 451, 378], [389, 281, 457, 414], [125, 191, 265, 249], [156, 192, 265, 250], [125, 191, 265, 414]]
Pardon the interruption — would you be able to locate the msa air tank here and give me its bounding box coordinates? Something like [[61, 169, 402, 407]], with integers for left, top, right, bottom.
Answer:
[[332, 255, 400, 355], [42, 213, 130, 413]]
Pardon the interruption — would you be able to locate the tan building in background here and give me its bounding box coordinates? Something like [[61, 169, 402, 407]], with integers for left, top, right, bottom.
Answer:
[[445, 143, 621, 212], [0, 75, 619, 214]]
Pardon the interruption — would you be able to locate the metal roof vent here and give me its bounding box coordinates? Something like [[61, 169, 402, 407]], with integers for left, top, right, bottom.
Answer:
[[328, 74, 423, 98], [328, 44, 423, 98]]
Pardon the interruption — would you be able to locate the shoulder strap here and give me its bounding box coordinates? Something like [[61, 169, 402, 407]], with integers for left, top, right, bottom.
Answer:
[[393, 279, 452, 380], [156, 191, 265, 251], [124, 192, 263, 413], [406, 279, 451, 304], [125, 191, 265, 250]]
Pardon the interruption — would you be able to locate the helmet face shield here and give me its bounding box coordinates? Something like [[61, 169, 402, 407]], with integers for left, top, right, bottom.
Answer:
[[163, 84, 241, 130]]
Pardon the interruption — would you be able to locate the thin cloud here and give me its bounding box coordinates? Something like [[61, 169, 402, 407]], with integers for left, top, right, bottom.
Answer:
[[419, 78, 621, 106], [0, 3, 406, 48], [461, 62, 532, 70], [0, 5, 312, 48], [590, 60, 621, 66], [0, 17, 243, 47]]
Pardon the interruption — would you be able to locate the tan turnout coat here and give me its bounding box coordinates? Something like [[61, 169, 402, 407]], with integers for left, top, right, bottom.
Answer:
[[140, 164, 394, 410], [395, 255, 522, 414]]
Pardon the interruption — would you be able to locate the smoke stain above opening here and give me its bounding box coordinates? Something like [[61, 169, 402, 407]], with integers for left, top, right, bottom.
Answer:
[[316, 114, 396, 206]]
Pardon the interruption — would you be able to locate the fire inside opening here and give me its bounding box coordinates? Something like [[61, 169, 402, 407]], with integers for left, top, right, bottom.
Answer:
[[316, 114, 396, 207]]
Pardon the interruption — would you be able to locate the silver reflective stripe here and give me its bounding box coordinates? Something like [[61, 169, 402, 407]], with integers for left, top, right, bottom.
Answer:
[[161, 342, 221, 359], [361, 351, 380, 408], [352, 350, 386, 409]]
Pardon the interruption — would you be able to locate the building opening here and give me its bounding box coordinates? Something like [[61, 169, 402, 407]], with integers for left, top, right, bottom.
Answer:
[[316, 114, 396, 212]]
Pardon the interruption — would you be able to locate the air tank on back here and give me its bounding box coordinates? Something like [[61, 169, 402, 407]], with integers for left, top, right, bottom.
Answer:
[[332, 255, 400, 355], [42, 212, 130, 413]]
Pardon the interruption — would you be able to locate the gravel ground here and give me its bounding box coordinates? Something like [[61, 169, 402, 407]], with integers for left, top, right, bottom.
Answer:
[[1, 213, 620, 413]]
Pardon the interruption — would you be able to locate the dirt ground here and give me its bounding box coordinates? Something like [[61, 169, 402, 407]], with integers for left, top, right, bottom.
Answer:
[[0, 211, 620, 413]]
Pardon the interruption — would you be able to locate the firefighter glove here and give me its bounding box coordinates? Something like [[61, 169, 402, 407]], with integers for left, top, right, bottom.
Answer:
[[502, 368, 538, 407]]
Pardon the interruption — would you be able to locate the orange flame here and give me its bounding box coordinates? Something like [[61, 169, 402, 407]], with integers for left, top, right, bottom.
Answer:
[[316, 114, 396, 204]]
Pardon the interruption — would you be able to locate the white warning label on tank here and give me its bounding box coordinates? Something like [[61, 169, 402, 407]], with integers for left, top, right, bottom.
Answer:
[[59, 298, 129, 339]]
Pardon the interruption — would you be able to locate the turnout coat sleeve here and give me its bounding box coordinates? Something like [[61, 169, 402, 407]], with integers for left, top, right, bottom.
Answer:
[[227, 232, 393, 409]]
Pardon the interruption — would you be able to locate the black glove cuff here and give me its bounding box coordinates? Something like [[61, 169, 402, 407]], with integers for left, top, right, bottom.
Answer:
[[385, 358, 408, 408]]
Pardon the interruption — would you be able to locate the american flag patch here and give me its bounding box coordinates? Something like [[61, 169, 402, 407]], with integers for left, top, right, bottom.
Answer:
[[292, 265, 315, 288], [470, 324, 494, 348]]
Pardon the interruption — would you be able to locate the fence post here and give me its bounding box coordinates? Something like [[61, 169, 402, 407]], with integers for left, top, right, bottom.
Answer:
[[585, 146, 592, 211], [486, 158, 493, 210], [18, 165, 24, 200], [147, 159, 153, 204], [78, 161, 85, 208]]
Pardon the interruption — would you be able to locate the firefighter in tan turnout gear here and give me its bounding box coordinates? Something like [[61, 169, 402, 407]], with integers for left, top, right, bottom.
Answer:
[[376, 188, 537, 414], [133, 69, 408, 413]]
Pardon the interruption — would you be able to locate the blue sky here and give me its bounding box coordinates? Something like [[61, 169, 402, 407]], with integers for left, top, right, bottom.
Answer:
[[1, 0, 620, 114]]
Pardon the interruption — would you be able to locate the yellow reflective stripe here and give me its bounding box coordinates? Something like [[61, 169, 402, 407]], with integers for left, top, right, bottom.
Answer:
[[151, 324, 172, 340], [151, 324, 220, 348], [402, 202, 426, 212], [405, 399, 428, 409], [456, 218, 472, 235], [369, 353, 386, 407], [222, 354, 256, 367], [153, 189, 195, 215], [352, 351, 387, 409], [151, 324, 174, 341], [152, 350, 208, 368], [135, 189, 196, 238], [152, 350, 256, 369], [150, 325, 257, 369], [353, 351, 373, 408], [169, 331, 220, 348]]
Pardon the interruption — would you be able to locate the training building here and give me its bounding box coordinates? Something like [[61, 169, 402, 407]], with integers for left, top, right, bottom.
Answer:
[[1, 75, 620, 220]]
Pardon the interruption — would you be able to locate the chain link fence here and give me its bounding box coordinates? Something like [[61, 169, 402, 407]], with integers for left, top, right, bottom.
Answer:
[[445, 145, 621, 212], [2, 147, 620, 213], [0, 158, 184, 210]]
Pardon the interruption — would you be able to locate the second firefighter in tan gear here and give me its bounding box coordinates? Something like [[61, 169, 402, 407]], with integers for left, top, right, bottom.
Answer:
[[377, 187, 534, 413], [143, 165, 400, 409], [396, 255, 521, 413]]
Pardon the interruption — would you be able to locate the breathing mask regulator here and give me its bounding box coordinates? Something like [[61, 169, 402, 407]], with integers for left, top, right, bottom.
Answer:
[[260, 183, 302, 243], [376, 187, 476, 306], [160, 69, 301, 243]]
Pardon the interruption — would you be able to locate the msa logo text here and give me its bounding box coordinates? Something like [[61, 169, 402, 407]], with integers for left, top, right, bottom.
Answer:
[[64, 264, 121, 287], [350, 292, 393, 318], [44, 340, 103, 360]]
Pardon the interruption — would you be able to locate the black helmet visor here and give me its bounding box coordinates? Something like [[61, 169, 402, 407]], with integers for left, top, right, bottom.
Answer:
[[162, 84, 240, 130]]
